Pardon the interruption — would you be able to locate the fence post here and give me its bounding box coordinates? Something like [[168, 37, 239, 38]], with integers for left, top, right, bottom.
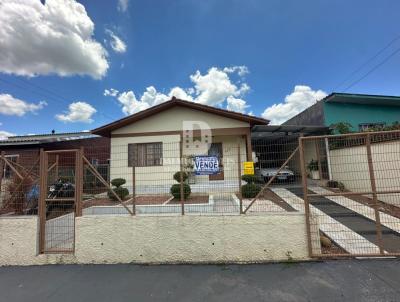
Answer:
[[315, 140, 323, 180], [55, 155, 59, 179], [38, 148, 48, 253], [75, 147, 84, 217], [365, 133, 385, 255], [324, 138, 333, 180], [180, 140, 184, 215], [237, 143, 243, 214], [299, 136, 314, 258], [132, 164, 136, 215], [0, 151, 4, 192]]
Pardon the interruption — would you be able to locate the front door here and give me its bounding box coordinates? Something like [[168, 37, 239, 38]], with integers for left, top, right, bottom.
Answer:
[[208, 143, 224, 180]]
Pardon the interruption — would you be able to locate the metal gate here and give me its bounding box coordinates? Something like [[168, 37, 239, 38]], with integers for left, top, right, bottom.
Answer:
[[38, 149, 82, 253], [299, 130, 400, 258]]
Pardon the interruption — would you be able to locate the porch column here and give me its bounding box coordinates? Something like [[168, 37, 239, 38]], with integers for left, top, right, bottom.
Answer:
[[245, 129, 252, 161]]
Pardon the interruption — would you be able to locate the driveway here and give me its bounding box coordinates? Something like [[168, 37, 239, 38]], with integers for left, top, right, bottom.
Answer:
[[0, 260, 399, 302]]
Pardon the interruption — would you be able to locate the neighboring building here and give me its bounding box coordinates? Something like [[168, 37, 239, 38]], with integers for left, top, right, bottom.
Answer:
[[284, 93, 400, 132], [0, 132, 110, 181], [92, 97, 269, 193]]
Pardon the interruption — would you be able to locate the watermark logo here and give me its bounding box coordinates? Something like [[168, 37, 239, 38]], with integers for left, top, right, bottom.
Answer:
[[182, 121, 212, 155]]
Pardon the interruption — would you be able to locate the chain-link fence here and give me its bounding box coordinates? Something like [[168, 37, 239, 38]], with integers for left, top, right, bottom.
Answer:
[[300, 130, 400, 257]]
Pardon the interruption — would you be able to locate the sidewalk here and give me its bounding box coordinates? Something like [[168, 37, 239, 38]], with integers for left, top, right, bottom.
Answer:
[[0, 260, 399, 302]]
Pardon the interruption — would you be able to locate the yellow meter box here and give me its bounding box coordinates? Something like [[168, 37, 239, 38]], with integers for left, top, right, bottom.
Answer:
[[243, 161, 254, 175]]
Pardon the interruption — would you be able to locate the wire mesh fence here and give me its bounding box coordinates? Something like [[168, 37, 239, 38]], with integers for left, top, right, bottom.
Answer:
[[4, 130, 400, 257], [300, 130, 400, 257], [0, 150, 40, 216]]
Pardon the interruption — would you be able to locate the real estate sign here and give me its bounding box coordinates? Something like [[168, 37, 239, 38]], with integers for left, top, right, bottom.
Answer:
[[194, 156, 219, 175], [243, 161, 254, 175]]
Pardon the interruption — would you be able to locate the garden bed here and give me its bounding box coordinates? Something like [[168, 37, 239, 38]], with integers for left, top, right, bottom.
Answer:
[[168, 195, 209, 204]]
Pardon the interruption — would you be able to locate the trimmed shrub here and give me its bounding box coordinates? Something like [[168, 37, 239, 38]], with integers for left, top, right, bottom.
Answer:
[[173, 171, 188, 183], [170, 183, 191, 200], [326, 180, 339, 188], [108, 186, 129, 201], [241, 174, 258, 184], [327, 180, 345, 191], [111, 178, 126, 188], [241, 183, 261, 198]]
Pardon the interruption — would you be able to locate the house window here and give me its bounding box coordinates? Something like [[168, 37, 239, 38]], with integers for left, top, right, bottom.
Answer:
[[359, 122, 385, 132], [91, 158, 99, 166], [128, 142, 163, 167]]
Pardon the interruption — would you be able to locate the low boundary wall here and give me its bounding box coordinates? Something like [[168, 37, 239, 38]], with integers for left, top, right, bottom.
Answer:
[[0, 213, 309, 266]]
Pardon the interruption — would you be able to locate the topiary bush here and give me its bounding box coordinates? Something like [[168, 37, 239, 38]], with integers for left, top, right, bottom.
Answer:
[[241, 174, 258, 184], [173, 171, 188, 183], [108, 178, 129, 201], [170, 183, 191, 200], [111, 178, 126, 188], [108, 186, 129, 201], [241, 183, 261, 198]]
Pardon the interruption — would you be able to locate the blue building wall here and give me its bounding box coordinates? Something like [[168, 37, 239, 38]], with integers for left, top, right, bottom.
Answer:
[[323, 102, 400, 130]]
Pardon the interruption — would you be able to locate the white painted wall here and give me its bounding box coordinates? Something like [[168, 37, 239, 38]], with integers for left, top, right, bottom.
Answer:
[[0, 216, 76, 266], [0, 214, 309, 266], [110, 134, 247, 194], [74, 214, 309, 264], [330, 140, 400, 206], [112, 106, 249, 134]]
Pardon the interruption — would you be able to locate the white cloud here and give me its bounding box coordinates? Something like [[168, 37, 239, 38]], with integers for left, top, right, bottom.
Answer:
[[117, 91, 150, 115], [56, 101, 97, 123], [118, 0, 129, 12], [223, 66, 249, 77], [105, 66, 252, 115], [0, 130, 15, 140], [104, 88, 119, 97], [0, 0, 109, 79], [0, 94, 47, 116], [226, 96, 249, 113], [261, 85, 327, 124], [105, 30, 127, 53], [190, 67, 238, 106]]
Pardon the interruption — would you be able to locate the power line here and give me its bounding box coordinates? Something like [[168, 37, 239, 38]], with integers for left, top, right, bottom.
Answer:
[[0, 76, 118, 123], [333, 35, 400, 91], [342, 45, 400, 92]]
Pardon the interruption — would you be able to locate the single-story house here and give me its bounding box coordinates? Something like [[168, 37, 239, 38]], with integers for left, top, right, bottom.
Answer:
[[284, 93, 400, 132], [91, 97, 269, 193]]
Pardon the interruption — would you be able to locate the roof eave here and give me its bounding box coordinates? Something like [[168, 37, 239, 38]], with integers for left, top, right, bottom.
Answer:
[[91, 98, 269, 137]]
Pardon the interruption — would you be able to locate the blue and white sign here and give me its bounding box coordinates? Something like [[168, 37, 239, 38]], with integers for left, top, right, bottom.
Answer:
[[194, 156, 220, 175]]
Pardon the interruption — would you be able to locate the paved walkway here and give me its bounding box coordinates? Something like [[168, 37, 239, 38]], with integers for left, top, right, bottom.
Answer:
[[1, 260, 399, 302], [309, 186, 400, 234], [271, 188, 381, 254]]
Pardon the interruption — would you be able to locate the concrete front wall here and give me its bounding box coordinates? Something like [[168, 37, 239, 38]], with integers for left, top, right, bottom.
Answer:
[[0, 216, 76, 266], [112, 106, 249, 134], [110, 134, 247, 193], [324, 102, 400, 130], [0, 214, 309, 266], [75, 214, 309, 264], [330, 140, 400, 205]]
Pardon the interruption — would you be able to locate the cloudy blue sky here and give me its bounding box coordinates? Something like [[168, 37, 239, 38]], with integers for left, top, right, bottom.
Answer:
[[0, 0, 400, 138]]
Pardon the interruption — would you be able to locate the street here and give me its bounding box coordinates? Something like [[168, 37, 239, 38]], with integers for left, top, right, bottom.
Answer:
[[0, 260, 399, 302]]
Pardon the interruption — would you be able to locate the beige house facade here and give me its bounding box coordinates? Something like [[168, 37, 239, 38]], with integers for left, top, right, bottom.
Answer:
[[92, 98, 268, 194]]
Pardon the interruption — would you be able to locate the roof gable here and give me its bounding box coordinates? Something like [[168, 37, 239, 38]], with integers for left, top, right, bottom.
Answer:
[[92, 97, 269, 137]]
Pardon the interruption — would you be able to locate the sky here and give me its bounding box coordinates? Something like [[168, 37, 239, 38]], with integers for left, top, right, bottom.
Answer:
[[0, 0, 400, 139]]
